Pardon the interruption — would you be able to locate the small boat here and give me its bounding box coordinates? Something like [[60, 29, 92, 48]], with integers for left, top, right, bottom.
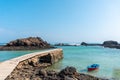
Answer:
[[87, 64, 99, 71]]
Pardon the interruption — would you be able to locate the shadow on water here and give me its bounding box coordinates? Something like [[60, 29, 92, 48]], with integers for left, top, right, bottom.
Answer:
[[80, 68, 99, 73]]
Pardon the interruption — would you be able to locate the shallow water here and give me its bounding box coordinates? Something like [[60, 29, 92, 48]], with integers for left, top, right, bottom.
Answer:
[[0, 51, 35, 62], [0, 49, 49, 62], [0, 46, 120, 79], [48, 46, 120, 79]]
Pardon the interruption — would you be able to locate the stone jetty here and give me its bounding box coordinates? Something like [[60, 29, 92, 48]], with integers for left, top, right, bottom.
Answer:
[[0, 49, 63, 80]]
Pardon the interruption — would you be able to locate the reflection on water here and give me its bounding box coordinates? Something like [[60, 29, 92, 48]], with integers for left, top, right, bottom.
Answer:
[[113, 68, 120, 80], [80, 69, 87, 72], [0, 49, 49, 62], [87, 69, 99, 74]]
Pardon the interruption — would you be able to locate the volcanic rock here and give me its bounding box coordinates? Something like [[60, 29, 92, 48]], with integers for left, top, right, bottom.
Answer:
[[6, 66, 108, 80], [0, 37, 54, 50], [81, 42, 87, 46], [81, 42, 101, 46], [102, 40, 120, 49]]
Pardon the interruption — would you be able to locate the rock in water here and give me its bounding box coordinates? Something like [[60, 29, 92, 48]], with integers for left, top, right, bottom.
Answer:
[[103, 41, 118, 46], [6, 37, 48, 47], [59, 66, 77, 76], [0, 37, 54, 50], [102, 40, 120, 49], [81, 42, 88, 46]]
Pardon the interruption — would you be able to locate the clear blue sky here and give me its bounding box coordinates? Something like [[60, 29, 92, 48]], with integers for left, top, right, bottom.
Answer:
[[0, 0, 120, 43]]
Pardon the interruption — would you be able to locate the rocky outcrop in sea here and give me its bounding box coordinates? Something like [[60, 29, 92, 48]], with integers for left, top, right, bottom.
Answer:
[[81, 41, 120, 49], [0, 37, 54, 50], [54, 43, 72, 46], [102, 41, 120, 49], [81, 42, 101, 46]]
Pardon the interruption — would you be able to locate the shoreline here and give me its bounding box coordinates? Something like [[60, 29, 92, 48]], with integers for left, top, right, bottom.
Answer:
[[47, 67, 110, 80], [0, 49, 63, 80], [0, 46, 55, 51], [47, 65, 111, 80], [0, 48, 108, 80]]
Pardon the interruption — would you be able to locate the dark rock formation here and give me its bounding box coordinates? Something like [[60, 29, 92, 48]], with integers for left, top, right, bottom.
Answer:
[[0, 37, 54, 50], [6, 37, 50, 47], [103, 41, 118, 46], [54, 43, 71, 46], [6, 66, 108, 80], [81, 42, 102, 46], [54, 43, 81, 46], [81, 42, 87, 46], [102, 41, 120, 49], [81, 41, 120, 49]]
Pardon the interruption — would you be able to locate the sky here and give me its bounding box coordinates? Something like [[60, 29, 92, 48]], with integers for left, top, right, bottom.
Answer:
[[0, 0, 120, 43]]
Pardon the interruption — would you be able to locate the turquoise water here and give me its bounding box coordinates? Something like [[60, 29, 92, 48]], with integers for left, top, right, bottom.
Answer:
[[0, 50, 49, 62], [0, 46, 120, 79], [0, 51, 36, 62], [48, 46, 120, 79]]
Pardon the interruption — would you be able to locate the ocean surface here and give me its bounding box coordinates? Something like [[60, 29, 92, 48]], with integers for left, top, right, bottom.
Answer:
[[0, 46, 120, 79], [48, 46, 120, 79]]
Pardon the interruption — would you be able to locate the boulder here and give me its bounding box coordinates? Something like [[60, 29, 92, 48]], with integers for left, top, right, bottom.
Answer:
[[38, 69, 47, 77], [59, 66, 77, 76]]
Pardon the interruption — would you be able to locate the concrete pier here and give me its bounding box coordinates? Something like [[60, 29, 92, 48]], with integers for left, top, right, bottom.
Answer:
[[0, 49, 63, 80]]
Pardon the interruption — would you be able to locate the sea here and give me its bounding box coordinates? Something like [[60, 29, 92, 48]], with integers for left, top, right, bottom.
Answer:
[[0, 45, 120, 79]]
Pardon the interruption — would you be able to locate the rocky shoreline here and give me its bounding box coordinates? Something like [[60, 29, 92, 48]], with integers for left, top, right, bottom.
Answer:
[[0, 37, 118, 80], [0, 46, 54, 51], [6, 66, 108, 80], [2, 48, 107, 80]]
